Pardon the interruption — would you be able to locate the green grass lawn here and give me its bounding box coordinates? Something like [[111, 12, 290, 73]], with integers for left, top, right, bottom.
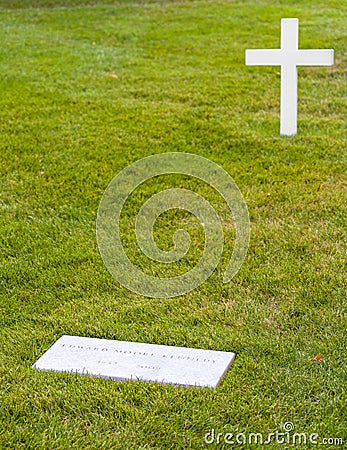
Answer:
[[0, 0, 346, 448]]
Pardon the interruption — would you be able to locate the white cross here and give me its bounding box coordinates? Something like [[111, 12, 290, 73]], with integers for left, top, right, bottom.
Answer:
[[245, 18, 334, 136]]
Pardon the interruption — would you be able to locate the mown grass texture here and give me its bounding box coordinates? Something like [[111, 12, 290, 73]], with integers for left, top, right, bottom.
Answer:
[[0, 0, 346, 448]]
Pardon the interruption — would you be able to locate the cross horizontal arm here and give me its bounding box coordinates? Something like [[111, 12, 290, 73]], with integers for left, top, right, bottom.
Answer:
[[296, 49, 334, 66], [245, 49, 283, 66], [245, 49, 334, 67]]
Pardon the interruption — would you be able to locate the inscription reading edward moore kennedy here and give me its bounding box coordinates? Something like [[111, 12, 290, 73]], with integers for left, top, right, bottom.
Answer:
[[32, 335, 235, 388]]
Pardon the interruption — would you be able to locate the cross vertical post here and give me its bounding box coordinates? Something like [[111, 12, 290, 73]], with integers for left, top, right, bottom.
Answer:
[[280, 19, 298, 135]]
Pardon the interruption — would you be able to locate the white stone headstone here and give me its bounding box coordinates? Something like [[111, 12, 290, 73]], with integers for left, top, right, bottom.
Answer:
[[33, 335, 235, 388], [245, 18, 334, 136]]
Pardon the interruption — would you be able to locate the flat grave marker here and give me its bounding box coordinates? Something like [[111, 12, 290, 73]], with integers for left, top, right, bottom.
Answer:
[[33, 335, 235, 388]]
